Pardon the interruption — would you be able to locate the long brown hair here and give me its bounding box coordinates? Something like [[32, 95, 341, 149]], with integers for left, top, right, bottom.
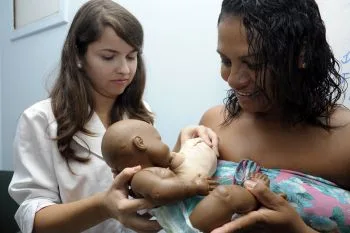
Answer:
[[50, 0, 154, 166]]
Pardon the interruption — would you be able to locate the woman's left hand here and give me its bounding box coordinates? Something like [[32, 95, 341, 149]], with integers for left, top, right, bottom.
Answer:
[[211, 180, 320, 233], [175, 125, 219, 154]]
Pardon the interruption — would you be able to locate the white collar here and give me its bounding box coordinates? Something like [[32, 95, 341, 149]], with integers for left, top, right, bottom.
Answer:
[[73, 112, 106, 158]]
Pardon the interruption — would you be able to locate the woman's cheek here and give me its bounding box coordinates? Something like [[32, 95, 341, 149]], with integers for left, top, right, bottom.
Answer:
[[221, 66, 230, 82]]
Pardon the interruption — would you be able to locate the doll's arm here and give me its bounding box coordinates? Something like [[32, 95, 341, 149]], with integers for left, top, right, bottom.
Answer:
[[131, 168, 216, 205]]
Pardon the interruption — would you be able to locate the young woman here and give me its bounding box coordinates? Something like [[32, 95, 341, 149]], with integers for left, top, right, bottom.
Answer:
[[8, 1, 217, 233]]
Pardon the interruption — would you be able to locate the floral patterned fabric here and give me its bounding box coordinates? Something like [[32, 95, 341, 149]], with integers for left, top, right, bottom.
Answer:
[[152, 160, 350, 233], [214, 160, 350, 233]]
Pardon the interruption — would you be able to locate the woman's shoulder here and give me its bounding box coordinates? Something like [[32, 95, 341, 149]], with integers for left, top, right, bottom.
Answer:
[[21, 98, 55, 122], [330, 105, 350, 125], [199, 105, 225, 127], [328, 106, 350, 189]]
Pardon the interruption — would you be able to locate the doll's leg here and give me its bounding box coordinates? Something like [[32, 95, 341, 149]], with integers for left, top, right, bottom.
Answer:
[[189, 173, 270, 233], [189, 185, 256, 233]]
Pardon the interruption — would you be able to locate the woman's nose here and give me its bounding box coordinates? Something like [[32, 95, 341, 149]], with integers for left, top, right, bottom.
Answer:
[[116, 57, 130, 74], [228, 68, 251, 90]]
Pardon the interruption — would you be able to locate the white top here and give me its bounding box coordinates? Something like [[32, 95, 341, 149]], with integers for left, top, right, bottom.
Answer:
[[8, 99, 148, 233]]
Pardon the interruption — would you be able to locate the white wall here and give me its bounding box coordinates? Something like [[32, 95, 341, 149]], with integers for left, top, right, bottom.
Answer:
[[0, 0, 225, 170], [0, 0, 5, 170], [14, 0, 60, 28], [0, 28, 3, 170], [317, 0, 350, 105], [0, 0, 88, 170], [1, 0, 349, 170], [118, 0, 226, 150]]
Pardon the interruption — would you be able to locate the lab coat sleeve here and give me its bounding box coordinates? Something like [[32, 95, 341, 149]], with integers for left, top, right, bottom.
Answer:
[[8, 106, 61, 233]]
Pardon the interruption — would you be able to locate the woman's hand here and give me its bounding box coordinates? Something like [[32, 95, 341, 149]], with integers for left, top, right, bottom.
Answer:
[[102, 166, 161, 233], [175, 125, 219, 154], [211, 180, 320, 233]]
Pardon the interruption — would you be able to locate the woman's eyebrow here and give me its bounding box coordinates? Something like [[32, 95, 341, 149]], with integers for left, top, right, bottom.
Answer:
[[216, 50, 256, 60], [239, 54, 256, 60], [216, 50, 227, 57], [100, 48, 137, 53]]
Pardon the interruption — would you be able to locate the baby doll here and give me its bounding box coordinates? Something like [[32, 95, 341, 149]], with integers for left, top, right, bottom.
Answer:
[[102, 119, 270, 232], [101, 119, 219, 205]]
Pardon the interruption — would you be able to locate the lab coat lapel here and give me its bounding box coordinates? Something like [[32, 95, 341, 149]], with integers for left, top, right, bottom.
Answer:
[[73, 112, 106, 158]]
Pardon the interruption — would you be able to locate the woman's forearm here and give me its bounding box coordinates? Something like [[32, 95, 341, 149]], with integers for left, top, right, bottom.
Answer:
[[302, 224, 321, 233], [34, 192, 108, 233]]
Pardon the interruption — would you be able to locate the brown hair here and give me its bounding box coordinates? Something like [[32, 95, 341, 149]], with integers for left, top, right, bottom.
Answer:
[[50, 0, 154, 166]]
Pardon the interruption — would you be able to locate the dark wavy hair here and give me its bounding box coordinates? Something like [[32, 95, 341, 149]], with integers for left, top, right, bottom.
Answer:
[[50, 0, 154, 168], [219, 0, 345, 128]]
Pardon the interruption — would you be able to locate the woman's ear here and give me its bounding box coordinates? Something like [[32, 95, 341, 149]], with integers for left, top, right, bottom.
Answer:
[[132, 136, 147, 151], [77, 61, 83, 69], [298, 42, 307, 69]]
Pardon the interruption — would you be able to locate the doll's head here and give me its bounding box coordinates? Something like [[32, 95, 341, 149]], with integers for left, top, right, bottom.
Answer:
[[102, 119, 171, 174]]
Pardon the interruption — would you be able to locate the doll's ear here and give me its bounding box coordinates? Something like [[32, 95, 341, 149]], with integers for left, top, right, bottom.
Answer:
[[132, 136, 147, 151]]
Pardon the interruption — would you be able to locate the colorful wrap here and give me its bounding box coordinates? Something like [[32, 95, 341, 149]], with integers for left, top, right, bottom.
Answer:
[[151, 159, 350, 233]]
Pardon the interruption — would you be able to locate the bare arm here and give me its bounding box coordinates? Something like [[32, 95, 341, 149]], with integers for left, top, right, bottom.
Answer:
[[34, 167, 159, 233], [131, 168, 210, 205], [34, 193, 106, 233]]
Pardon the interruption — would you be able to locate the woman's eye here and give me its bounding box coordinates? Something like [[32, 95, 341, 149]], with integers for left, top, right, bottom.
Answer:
[[127, 56, 137, 61], [102, 55, 114, 61], [244, 61, 262, 70], [221, 58, 231, 67]]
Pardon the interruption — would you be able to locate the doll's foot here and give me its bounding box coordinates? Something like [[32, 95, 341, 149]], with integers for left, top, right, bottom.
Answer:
[[250, 172, 270, 187], [194, 175, 218, 195], [207, 177, 219, 191]]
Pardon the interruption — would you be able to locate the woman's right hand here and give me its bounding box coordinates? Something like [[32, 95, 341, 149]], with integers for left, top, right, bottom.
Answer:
[[211, 180, 320, 233], [102, 166, 161, 233]]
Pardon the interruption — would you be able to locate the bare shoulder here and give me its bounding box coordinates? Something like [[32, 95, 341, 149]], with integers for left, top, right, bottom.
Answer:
[[331, 106, 350, 126], [330, 106, 350, 189], [331, 107, 350, 138], [199, 105, 225, 130]]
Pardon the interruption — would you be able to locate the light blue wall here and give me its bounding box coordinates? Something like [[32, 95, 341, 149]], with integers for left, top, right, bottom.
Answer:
[[1, 0, 349, 170], [0, 0, 89, 170], [317, 0, 350, 105], [0, 3, 3, 169], [119, 0, 227, 152], [0, 0, 226, 170]]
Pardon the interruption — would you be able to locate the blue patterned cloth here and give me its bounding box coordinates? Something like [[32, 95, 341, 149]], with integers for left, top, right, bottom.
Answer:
[[151, 160, 350, 233]]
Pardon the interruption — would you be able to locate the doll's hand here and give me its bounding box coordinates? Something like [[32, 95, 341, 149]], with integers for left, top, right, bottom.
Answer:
[[102, 166, 161, 233], [211, 180, 319, 233], [180, 125, 219, 155], [194, 175, 219, 195]]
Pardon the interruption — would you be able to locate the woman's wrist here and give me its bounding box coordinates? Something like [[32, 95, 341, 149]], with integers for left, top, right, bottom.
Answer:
[[95, 192, 111, 220], [296, 220, 320, 233], [304, 226, 320, 233]]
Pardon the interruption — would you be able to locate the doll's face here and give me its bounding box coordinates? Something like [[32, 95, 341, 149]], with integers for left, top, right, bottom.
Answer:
[[140, 124, 171, 167], [105, 121, 171, 176]]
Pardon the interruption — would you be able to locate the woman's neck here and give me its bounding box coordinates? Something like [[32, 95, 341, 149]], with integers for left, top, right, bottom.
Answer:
[[93, 92, 116, 128]]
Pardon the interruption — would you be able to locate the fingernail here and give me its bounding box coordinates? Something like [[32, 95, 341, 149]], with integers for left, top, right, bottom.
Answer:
[[244, 180, 257, 189]]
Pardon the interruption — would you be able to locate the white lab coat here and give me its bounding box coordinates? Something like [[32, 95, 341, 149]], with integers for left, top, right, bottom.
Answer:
[[8, 99, 141, 233]]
